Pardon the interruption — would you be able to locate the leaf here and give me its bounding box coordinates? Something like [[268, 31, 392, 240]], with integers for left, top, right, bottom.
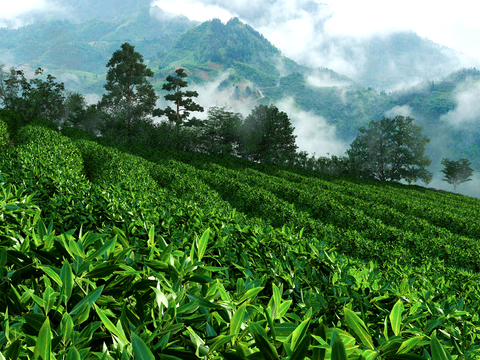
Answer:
[[69, 285, 104, 315], [209, 335, 235, 355], [23, 313, 47, 332], [66, 346, 81, 360], [3, 339, 21, 360], [272, 283, 281, 319], [344, 307, 374, 350], [312, 323, 327, 360], [253, 332, 279, 360], [390, 299, 404, 336], [95, 304, 129, 345], [131, 332, 155, 360], [230, 302, 246, 342], [86, 239, 115, 260], [431, 333, 453, 360], [331, 332, 348, 360], [34, 317, 51, 360], [38, 266, 62, 287], [61, 313, 74, 345], [397, 336, 423, 354], [60, 262, 74, 305], [237, 287, 264, 304], [197, 227, 210, 262], [291, 318, 311, 350], [290, 333, 310, 360], [84, 264, 119, 279]]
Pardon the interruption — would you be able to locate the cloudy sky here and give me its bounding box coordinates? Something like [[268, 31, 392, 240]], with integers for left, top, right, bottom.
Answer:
[[3, 0, 480, 61]]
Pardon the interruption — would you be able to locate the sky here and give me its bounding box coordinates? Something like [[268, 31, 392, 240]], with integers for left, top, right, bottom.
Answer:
[[2, 0, 480, 61]]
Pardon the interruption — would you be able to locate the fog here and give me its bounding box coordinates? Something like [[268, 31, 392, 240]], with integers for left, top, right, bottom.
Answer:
[[440, 81, 480, 126]]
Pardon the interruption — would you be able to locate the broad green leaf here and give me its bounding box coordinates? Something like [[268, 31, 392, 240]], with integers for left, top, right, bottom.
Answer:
[[230, 302, 246, 342], [61, 313, 74, 345], [84, 264, 119, 279], [237, 287, 264, 304], [397, 336, 423, 354], [272, 283, 281, 319], [3, 339, 21, 360], [278, 300, 292, 318], [331, 332, 348, 360], [291, 318, 311, 350], [431, 333, 452, 360], [95, 304, 129, 344], [253, 332, 279, 360], [69, 285, 104, 315], [209, 335, 235, 355], [312, 323, 327, 360], [66, 346, 81, 360], [197, 227, 210, 262], [290, 333, 310, 360], [42, 286, 57, 314], [23, 313, 47, 332], [60, 262, 74, 306], [38, 266, 62, 287], [187, 326, 206, 358], [344, 307, 374, 350], [390, 299, 404, 336], [34, 317, 51, 360], [86, 239, 115, 260], [131, 332, 155, 360]]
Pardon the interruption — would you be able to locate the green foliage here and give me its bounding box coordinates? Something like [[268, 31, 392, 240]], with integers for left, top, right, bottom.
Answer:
[[440, 158, 474, 192], [347, 116, 432, 184], [1, 125, 480, 359], [155, 68, 204, 126], [100, 42, 159, 136], [0, 120, 9, 151], [239, 104, 298, 165], [0, 109, 22, 143]]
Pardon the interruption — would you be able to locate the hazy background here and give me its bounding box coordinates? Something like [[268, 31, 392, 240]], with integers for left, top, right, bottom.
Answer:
[[2, 0, 479, 197]]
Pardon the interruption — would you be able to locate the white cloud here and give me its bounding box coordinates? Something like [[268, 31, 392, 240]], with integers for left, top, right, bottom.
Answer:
[[0, 0, 47, 18], [384, 105, 413, 118], [307, 71, 351, 88], [151, 0, 235, 23], [276, 97, 347, 157], [440, 81, 480, 126]]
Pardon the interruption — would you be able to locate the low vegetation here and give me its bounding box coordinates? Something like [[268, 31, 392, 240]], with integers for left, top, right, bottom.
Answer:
[[1, 120, 480, 359]]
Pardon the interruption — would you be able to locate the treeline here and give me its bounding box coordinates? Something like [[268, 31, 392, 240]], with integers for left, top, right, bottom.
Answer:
[[0, 43, 474, 193]]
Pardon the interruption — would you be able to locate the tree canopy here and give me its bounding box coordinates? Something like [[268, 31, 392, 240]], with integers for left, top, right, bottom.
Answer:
[[347, 116, 432, 184], [100, 42, 158, 136], [239, 104, 298, 165], [155, 68, 204, 126], [441, 158, 474, 192]]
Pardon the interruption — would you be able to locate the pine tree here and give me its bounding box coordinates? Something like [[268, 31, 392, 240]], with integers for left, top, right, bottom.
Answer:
[[100, 43, 158, 137]]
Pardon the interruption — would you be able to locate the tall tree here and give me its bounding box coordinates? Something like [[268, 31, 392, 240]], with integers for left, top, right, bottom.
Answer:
[[0, 66, 66, 125], [441, 158, 474, 192], [155, 68, 204, 126], [239, 104, 298, 165], [198, 106, 243, 156], [347, 116, 432, 184], [100, 43, 158, 136]]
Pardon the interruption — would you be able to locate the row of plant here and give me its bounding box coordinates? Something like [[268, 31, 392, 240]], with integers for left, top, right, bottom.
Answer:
[[2, 124, 480, 359]]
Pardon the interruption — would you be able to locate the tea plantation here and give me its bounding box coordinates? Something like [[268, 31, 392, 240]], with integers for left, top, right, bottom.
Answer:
[[1, 122, 480, 359]]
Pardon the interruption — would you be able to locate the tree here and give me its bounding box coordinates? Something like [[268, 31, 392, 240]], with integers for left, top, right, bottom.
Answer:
[[0, 66, 66, 125], [100, 43, 158, 137], [155, 68, 204, 126], [239, 104, 298, 165], [198, 106, 243, 156], [347, 116, 432, 184], [441, 158, 474, 192]]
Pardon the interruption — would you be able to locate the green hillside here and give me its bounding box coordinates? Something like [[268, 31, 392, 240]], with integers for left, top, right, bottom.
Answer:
[[1, 121, 480, 359]]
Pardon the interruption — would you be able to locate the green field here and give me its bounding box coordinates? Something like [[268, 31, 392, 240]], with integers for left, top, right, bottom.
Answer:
[[1, 123, 480, 359]]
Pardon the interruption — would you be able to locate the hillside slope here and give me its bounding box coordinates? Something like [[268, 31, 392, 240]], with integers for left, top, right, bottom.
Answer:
[[1, 122, 480, 358]]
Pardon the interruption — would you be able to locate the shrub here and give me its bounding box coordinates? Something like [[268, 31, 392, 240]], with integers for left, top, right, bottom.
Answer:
[[0, 120, 9, 150]]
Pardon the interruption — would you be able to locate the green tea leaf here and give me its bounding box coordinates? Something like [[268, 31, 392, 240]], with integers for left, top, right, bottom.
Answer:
[[230, 302, 246, 342], [34, 317, 51, 360], [95, 304, 129, 345], [290, 333, 310, 360], [397, 336, 423, 354], [66, 346, 81, 360], [253, 332, 279, 360], [38, 266, 62, 287], [60, 262, 74, 306], [431, 333, 452, 360], [331, 332, 348, 360], [237, 287, 264, 304], [131, 332, 155, 360], [390, 299, 404, 336], [344, 307, 374, 350], [70, 285, 104, 315], [197, 227, 210, 262], [209, 335, 235, 355]]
